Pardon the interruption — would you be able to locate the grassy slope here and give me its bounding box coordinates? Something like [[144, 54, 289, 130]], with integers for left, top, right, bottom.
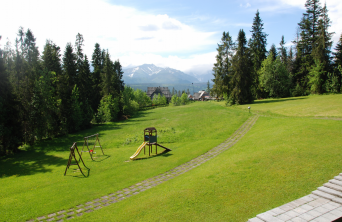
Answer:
[[0, 102, 248, 221], [237, 94, 342, 117], [75, 95, 342, 221]]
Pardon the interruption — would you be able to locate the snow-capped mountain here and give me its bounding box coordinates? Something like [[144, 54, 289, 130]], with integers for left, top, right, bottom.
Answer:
[[122, 64, 199, 84]]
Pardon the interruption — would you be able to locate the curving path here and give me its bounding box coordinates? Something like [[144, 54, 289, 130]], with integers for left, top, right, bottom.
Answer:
[[27, 115, 259, 222]]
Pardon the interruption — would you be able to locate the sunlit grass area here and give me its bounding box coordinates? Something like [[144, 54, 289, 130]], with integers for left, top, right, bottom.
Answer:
[[237, 94, 342, 117], [2, 94, 342, 222], [75, 116, 342, 221], [0, 102, 249, 221]]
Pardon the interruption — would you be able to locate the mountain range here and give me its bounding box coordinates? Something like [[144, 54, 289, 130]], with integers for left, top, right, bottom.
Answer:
[[122, 64, 212, 84]]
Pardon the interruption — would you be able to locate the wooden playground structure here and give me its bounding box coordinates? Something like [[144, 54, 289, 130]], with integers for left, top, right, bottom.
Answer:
[[64, 142, 89, 176], [64, 133, 104, 176], [130, 127, 172, 160], [80, 133, 104, 160]]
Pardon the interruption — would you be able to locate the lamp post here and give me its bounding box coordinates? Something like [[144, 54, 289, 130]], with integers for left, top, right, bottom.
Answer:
[[248, 106, 251, 113]]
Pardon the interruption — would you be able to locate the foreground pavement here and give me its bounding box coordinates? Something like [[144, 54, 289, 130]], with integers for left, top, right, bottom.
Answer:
[[248, 174, 342, 222]]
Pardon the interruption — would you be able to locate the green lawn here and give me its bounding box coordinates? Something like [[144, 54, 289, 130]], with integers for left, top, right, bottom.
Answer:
[[237, 94, 342, 117], [75, 111, 342, 221], [0, 102, 249, 221], [2, 95, 342, 222]]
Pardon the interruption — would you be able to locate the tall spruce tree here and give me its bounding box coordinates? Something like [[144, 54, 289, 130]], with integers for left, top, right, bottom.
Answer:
[[294, 0, 323, 92], [249, 10, 268, 99], [74, 33, 93, 128], [229, 29, 253, 105], [61, 42, 78, 133], [212, 31, 234, 99], [333, 34, 342, 68], [278, 36, 288, 64], [101, 51, 114, 96], [269, 44, 277, 61], [0, 40, 22, 155], [312, 3, 334, 72], [91, 43, 104, 112]]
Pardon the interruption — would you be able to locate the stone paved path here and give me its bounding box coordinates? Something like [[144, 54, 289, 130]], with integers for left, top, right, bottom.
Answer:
[[27, 115, 259, 222], [248, 173, 342, 221]]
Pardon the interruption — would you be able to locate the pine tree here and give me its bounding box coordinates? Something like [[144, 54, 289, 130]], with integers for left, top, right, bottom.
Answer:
[[91, 43, 103, 112], [278, 35, 287, 64], [294, 0, 323, 91], [0, 42, 22, 154], [212, 31, 234, 99], [249, 10, 268, 99], [269, 44, 277, 61], [101, 51, 114, 96], [229, 29, 253, 105], [74, 33, 93, 128], [61, 42, 77, 133], [312, 3, 334, 73], [41, 40, 62, 136], [206, 80, 210, 94], [113, 59, 124, 97], [333, 34, 342, 68]]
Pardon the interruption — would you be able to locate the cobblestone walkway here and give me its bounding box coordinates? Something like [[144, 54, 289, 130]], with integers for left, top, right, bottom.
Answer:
[[27, 115, 259, 222], [248, 174, 342, 221]]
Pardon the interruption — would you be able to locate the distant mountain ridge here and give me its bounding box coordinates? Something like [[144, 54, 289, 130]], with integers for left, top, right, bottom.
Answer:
[[122, 64, 200, 84]]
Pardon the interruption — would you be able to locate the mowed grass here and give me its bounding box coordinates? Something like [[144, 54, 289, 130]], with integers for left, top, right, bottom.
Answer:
[[0, 102, 249, 221], [237, 94, 342, 117], [71, 94, 342, 221]]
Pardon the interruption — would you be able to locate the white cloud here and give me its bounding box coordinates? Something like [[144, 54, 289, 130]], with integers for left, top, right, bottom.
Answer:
[[240, 3, 252, 8], [0, 0, 216, 67]]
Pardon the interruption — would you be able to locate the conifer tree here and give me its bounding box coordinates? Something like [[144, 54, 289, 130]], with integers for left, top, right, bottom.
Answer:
[[294, 0, 323, 91], [333, 34, 342, 68], [61, 42, 77, 133], [91, 43, 103, 112], [74, 33, 93, 128], [269, 44, 277, 61], [312, 3, 334, 73], [0, 41, 22, 154], [102, 51, 114, 96], [278, 36, 287, 64], [229, 29, 253, 105], [212, 31, 234, 99], [249, 10, 268, 99]]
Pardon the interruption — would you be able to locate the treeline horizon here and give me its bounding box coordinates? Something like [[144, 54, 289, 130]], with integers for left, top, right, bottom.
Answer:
[[0, 30, 159, 155], [212, 0, 342, 105]]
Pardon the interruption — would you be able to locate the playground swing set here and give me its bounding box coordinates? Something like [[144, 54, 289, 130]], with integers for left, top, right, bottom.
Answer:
[[64, 133, 104, 176], [130, 127, 172, 160], [64, 142, 89, 177], [64, 127, 171, 176], [80, 133, 104, 160]]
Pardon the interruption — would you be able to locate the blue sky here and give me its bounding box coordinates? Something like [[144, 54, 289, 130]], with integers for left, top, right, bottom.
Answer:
[[1, 0, 341, 76]]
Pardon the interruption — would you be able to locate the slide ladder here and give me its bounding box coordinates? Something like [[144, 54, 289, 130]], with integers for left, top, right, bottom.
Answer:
[[130, 142, 148, 160]]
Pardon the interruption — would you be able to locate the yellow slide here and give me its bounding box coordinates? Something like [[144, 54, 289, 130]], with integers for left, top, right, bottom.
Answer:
[[130, 142, 148, 160]]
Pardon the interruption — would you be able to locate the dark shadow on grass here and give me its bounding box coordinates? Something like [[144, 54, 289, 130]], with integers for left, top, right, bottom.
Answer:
[[64, 167, 90, 178], [0, 149, 66, 178], [133, 150, 173, 161], [251, 97, 307, 105], [89, 154, 111, 162], [27, 124, 123, 153]]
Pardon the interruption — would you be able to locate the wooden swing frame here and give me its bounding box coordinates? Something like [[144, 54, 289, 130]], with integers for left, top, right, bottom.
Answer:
[[80, 133, 104, 160], [64, 142, 89, 176]]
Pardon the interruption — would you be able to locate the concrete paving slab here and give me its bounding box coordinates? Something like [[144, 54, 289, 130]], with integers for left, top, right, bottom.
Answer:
[[256, 212, 284, 222]]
